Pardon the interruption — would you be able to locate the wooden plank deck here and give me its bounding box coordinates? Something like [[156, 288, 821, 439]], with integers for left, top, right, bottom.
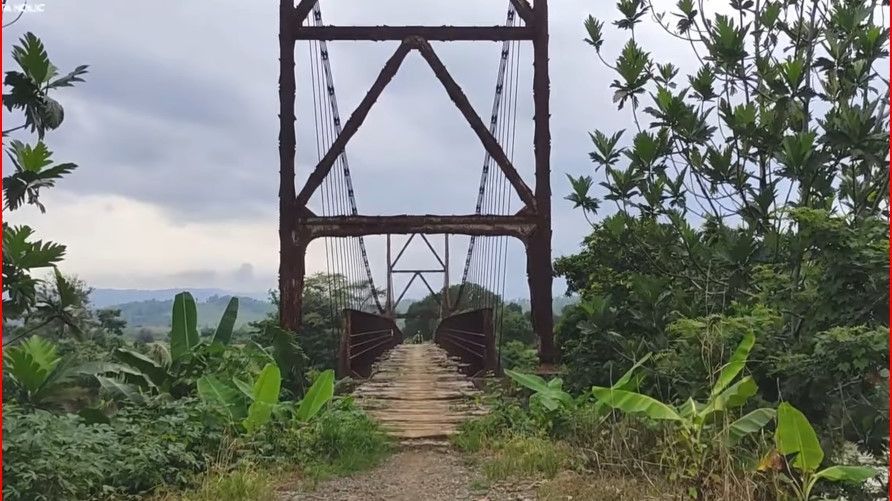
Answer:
[[353, 343, 485, 443]]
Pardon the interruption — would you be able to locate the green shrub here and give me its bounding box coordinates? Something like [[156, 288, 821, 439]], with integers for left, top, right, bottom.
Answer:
[[499, 340, 538, 372], [3, 405, 118, 501], [299, 398, 391, 476], [244, 397, 390, 479], [452, 400, 539, 453], [3, 399, 225, 500]]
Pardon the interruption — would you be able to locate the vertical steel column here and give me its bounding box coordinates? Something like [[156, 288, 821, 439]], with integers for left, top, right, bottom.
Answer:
[[385, 234, 394, 318], [441, 234, 450, 317], [527, 0, 556, 365], [279, 0, 302, 332]]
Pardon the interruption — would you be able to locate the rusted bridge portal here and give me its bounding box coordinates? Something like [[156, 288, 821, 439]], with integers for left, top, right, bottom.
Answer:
[[277, 0, 555, 382]]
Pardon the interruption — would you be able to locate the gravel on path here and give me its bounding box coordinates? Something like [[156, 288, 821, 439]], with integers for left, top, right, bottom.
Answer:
[[278, 448, 540, 501]]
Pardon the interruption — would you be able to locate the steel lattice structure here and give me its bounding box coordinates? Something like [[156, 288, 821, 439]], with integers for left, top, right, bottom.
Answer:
[[278, 0, 556, 364]]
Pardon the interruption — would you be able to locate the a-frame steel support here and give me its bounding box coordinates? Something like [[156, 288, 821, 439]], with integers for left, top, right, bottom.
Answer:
[[278, 0, 555, 364]]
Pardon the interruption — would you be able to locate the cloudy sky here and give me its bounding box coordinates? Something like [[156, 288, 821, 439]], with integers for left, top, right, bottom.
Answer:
[[3, 0, 692, 300]]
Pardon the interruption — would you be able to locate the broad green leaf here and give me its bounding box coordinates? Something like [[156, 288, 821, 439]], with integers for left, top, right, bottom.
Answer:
[[295, 369, 335, 422], [728, 408, 776, 445], [243, 364, 282, 433], [114, 348, 166, 387], [12, 33, 51, 84], [776, 402, 824, 473], [197, 375, 245, 421], [702, 376, 758, 420], [170, 292, 199, 361], [711, 331, 755, 397], [593, 353, 653, 416], [814, 465, 878, 483], [612, 352, 652, 391], [48, 64, 88, 89], [531, 393, 560, 411], [546, 377, 564, 390], [233, 377, 255, 400], [96, 375, 147, 404], [505, 369, 550, 393], [678, 397, 700, 418], [3, 224, 65, 269], [4, 336, 60, 392], [591, 387, 683, 421], [211, 297, 239, 346]]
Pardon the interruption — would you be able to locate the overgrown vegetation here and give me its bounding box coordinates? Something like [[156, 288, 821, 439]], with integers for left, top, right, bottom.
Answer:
[[456, 1, 889, 499], [3, 0, 888, 498], [0, 37, 391, 495]]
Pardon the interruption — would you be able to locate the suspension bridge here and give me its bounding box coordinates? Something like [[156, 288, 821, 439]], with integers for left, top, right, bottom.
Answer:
[[277, 0, 553, 440]]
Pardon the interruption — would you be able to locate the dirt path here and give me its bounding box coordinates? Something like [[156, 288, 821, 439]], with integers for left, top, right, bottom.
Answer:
[[280, 448, 538, 501], [279, 345, 539, 500]]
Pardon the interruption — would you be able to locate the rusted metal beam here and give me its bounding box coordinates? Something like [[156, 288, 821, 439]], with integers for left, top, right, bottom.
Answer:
[[414, 38, 537, 210], [339, 309, 402, 378], [434, 308, 497, 376], [385, 234, 394, 317], [278, 0, 300, 333], [510, 0, 535, 24], [299, 214, 537, 239], [294, 0, 315, 24], [394, 272, 419, 311], [416, 273, 439, 298], [391, 233, 416, 268], [294, 25, 534, 41], [528, 0, 556, 365], [419, 234, 445, 267], [295, 41, 413, 208], [442, 234, 450, 315]]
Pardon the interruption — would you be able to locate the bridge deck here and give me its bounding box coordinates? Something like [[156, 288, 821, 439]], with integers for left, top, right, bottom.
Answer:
[[353, 343, 486, 442]]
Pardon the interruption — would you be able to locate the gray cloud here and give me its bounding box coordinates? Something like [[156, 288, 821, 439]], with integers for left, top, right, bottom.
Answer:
[[3, 0, 694, 297]]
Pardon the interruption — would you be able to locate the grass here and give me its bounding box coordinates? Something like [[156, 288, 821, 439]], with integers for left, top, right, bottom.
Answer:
[[481, 436, 573, 481], [155, 468, 279, 501], [537, 470, 677, 501]]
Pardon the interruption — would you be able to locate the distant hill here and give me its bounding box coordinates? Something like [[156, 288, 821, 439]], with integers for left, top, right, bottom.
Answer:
[[90, 288, 269, 309], [110, 295, 275, 335]]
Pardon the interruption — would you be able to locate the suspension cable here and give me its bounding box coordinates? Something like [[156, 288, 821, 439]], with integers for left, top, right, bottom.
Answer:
[[313, 2, 384, 314], [455, 4, 517, 310]]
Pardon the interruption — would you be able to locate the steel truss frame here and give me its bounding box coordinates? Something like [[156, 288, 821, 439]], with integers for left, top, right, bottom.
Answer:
[[278, 0, 555, 364]]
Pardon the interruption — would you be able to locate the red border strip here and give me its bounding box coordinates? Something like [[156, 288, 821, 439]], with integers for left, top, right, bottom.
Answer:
[[886, 7, 892, 499], [1, 3, 7, 497], [0, 0, 6, 500]]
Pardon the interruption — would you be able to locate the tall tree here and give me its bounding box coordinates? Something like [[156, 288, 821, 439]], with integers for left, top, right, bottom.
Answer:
[[2, 33, 88, 323]]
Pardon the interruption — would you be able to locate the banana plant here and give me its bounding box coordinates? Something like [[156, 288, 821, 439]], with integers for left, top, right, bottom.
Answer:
[[198, 362, 282, 432], [592, 332, 775, 494], [771, 402, 878, 500], [295, 369, 335, 422], [590, 351, 653, 417], [198, 366, 335, 432], [504, 369, 574, 412], [101, 292, 239, 400], [592, 332, 773, 442]]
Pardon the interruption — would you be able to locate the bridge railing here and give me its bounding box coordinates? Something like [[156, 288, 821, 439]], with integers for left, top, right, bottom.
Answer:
[[434, 308, 498, 377], [338, 309, 403, 379]]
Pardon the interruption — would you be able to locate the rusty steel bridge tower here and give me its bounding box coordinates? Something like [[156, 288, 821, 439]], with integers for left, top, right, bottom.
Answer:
[[277, 0, 556, 364]]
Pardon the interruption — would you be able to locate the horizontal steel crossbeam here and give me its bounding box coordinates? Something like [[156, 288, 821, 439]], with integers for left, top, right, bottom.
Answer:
[[298, 214, 537, 240], [293, 26, 535, 41]]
